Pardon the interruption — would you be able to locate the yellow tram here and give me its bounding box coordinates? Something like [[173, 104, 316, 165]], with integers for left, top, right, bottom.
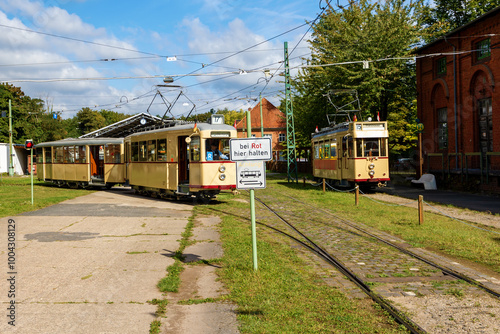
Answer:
[[36, 115, 237, 201], [125, 119, 237, 201], [312, 121, 390, 188], [36, 138, 125, 188]]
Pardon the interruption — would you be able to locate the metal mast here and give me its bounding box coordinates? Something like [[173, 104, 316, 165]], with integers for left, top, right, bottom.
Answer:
[[284, 42, 298, 183]]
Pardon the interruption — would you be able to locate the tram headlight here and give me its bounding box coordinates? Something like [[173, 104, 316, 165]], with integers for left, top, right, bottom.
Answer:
[[369, 163, 375, 170], [369, 170, 375, 176], [219, 174, 226, 181], [219, 165, 226, 173]]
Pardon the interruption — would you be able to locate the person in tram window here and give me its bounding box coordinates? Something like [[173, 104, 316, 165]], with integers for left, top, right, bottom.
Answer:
[[208, 141, 228, 160]]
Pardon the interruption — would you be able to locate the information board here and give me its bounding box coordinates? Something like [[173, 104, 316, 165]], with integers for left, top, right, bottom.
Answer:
[[229, 138, 272, 161], [236, 161, 266, 189]]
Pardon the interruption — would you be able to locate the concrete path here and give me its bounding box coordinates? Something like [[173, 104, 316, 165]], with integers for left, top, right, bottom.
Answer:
[[0, 188, 192, 333]]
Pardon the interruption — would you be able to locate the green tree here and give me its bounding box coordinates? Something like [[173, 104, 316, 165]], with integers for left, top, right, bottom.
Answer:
[[99, 109, 129, 126], [76, 107, 106, 134], [420, 0, 500, 37], [291, 0, 426, 153], [0, 83, 46, 143]]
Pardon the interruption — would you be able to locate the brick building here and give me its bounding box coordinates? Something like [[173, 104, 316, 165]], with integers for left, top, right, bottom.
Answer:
[[415, 7, 500, 191], [234, 98, 287, 161]]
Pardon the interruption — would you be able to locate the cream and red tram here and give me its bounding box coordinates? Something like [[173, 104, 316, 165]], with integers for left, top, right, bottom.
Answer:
[[312, 121, 390, 188], [36, 138, 125, 188], [125, 120, 237, 201]]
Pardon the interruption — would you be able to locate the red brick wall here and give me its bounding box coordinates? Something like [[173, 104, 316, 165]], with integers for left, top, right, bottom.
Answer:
[[416, 8, 500, 173]]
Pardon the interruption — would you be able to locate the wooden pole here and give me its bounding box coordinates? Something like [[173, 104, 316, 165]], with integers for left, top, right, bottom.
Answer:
[[322, 178, 325, 193], [419, 132, 423, 177], [418, 195, 424, 225], [355, 185, 359, 206]]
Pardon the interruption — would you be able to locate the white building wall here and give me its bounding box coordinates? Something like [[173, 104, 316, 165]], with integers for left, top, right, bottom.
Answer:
[[0, 143, 26, 175]]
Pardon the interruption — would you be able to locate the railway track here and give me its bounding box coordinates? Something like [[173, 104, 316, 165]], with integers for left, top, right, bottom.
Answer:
[[251, 188, 500, 334]]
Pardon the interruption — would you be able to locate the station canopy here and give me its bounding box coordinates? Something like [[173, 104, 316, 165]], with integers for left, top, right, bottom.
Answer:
[[79, 112, 177, 139]]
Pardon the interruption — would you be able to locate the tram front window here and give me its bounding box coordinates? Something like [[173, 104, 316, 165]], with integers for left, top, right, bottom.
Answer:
[[206, 139, 229, 161], [363, 139, 380, 157]]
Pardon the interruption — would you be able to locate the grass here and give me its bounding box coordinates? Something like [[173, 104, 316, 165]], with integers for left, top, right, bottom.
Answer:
[[0, 176, 93, 217], [196, 193, 405, 334], [264, 176, 500, 274]]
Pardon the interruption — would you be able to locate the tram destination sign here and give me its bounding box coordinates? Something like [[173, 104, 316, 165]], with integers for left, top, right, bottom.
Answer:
[[229, 137, 272, 161]]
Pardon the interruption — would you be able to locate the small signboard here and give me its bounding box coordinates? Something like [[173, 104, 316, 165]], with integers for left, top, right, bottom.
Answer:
[[236, 161, 266, 189], [229, 138, 272, 161]]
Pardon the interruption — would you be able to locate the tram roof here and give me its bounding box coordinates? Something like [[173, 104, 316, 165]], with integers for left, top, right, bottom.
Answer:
[[36, 137, 124, 148], [127, 122, 236, 137]]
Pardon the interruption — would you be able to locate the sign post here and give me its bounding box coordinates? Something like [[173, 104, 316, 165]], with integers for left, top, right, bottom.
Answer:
[[230, 115, 272, 271], [25, 140, 34, 205]]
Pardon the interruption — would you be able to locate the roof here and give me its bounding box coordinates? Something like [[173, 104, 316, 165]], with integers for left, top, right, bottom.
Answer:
[[235, 98, 285, 130], [79, 112, 175, 138], [416, 6, 500, 53], [36, 137, 124, 148]]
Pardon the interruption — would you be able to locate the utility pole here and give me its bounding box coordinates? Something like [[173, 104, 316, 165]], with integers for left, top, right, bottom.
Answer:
[[259, 94, 264, 137], [284, 42, 298, 183], [9, 99, 14, 176]]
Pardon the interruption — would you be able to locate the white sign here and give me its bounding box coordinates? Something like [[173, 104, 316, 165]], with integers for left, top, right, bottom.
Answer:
[[236, 161, 266, 189], [229, 138, 272, 161]]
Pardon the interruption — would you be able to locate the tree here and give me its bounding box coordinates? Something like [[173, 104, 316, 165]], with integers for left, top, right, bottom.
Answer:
[[99, 109, 129, 126], [290, 0, 426, 153], [76, 108, 106, 134], [0, 83, 46, 143], [420, 0, 500, 38]]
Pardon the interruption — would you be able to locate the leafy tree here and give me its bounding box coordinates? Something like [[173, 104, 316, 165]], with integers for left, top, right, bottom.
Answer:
[[420, 0, 500, 38], [290, 0, 426, 154], [76, 107, 106, 134], [99, 109, 129, 126], [0, 83, 46, 143]]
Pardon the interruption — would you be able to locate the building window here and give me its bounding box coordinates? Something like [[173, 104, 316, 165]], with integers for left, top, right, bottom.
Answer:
[[436, 57, 446, 75], [437, 108, 448, 149], [278, 133, 286, 142], [476, 38, 491, 61], [478, 98, 493, 154]]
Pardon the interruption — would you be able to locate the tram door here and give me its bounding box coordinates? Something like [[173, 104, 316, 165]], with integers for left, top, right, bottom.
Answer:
[[178, 136, 189, 184], [90, 145, 104, 180], [339, 136, 352, 182]]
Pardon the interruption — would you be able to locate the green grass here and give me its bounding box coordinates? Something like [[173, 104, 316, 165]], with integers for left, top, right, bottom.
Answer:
[[264, 176, 500, 274], [0, 176, 93, 217], [197, 193, 405, 334]]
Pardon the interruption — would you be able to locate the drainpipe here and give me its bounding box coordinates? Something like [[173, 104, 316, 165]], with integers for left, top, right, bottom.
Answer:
[[444, 37, 459, 169]]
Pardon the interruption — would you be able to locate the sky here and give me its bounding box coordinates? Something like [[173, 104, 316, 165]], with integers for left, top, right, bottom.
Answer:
[[0, 0, 337, 119]]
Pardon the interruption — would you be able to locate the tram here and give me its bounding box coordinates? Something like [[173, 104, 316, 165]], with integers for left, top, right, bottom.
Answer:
[[36, 115, 237, 201], [312, 120, 390, 188], [125, 117, 237, 201], [36, 138, 125, 188]]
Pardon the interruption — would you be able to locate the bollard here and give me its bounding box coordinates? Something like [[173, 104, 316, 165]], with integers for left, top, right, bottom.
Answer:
[[322, 178, 325, 193], [355, 185, 359, 206], [418, 195, 424, 225]]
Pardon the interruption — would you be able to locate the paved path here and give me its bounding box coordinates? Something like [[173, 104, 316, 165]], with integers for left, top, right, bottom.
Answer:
[[0, 188, 192, 333]]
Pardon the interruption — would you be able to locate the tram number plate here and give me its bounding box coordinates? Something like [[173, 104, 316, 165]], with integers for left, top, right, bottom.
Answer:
[[236, 161, 266, 189]]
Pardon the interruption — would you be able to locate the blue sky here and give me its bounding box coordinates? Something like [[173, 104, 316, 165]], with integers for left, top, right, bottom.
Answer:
[[0, 0, 333, 119]]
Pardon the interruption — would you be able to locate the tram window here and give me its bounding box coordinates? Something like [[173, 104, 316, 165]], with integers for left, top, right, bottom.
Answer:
[[63, 146, 74, 163], [314, 143, 319, 159], [36, 148, 43, 163], [44, 147, 52, 163], [319, 141, 324, 159], [380, 138, 387, 156], [79, 146, 86, 163], [364, 139, 379, 157], [74, 146, 80, 163], [106, 144, 121, 163], [147, 140, 156, 162], [330, 142, 337, 157], [190, 136, 200, 161], [157, 139, 167, 161], [54, 147, 63, 163], [205, 139, 229, 161], [131, 142, 139, 162], [356, 140, 363, 157], [139, 141, 147, 162], [324, 141, 330, 159]]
